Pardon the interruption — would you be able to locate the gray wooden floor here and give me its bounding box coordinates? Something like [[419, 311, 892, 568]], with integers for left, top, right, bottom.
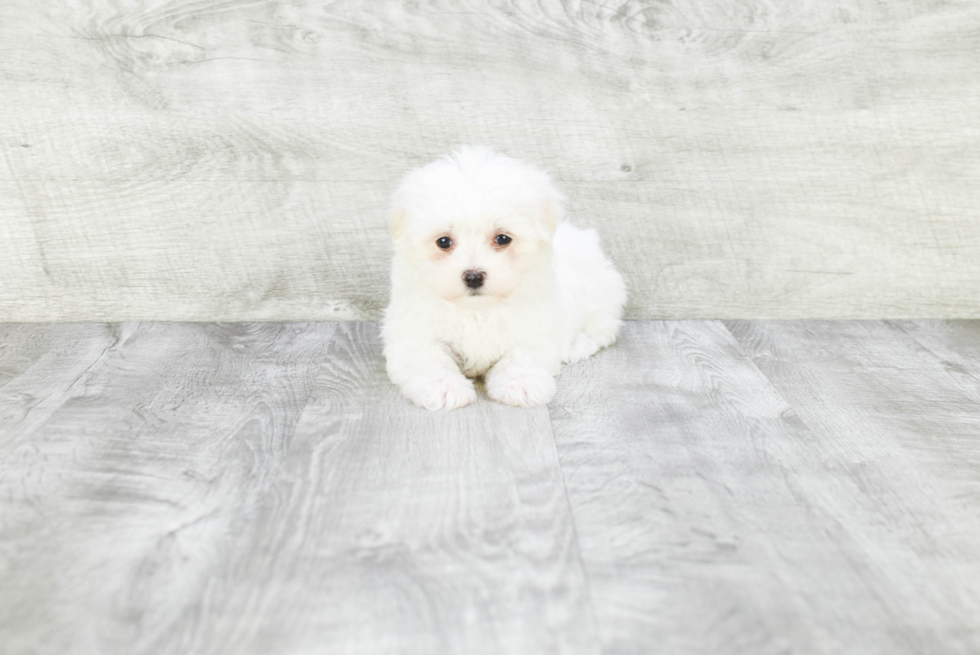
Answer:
[[2, 320, 980, 654]]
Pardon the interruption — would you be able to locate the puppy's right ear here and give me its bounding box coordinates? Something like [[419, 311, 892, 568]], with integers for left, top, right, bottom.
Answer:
[[390, 207, 406, 241], [389, 174, 415, 242]]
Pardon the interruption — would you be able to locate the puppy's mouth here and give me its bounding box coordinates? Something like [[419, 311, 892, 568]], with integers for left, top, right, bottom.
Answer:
[[455, 289, 501, 308]]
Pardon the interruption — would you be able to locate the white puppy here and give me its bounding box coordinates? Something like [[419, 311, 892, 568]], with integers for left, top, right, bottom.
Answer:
[[382, 146, 626, 410]]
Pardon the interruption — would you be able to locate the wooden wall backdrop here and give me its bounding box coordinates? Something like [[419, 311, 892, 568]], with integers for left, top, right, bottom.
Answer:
[[1, 0, 978, 321]]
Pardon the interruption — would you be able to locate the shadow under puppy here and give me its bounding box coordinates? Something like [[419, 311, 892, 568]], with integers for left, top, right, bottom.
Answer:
[[383, 146, 626, 410]]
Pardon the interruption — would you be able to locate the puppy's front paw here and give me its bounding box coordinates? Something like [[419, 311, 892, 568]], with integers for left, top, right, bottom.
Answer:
[[486, 366, 556, 407], [402, 373, 477, 411]]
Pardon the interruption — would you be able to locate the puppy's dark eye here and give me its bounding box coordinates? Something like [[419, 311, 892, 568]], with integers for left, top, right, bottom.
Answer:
[[436, 236, 453, 250], [494, 234, 512, 247]]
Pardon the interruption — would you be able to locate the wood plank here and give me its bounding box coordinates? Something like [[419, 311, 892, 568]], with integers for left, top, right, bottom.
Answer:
[[0, 323, 112, 387], [724, 320, 980, 653], [2, 1, 979, 320], [727, 320, 980, 513], [0, 321, 600, 654], [0, 322, 337, 655], [890, 320, 980, 380], [551, 320, 980, 654], [178, 322, 600, 655], [0, 323, 120, 460]]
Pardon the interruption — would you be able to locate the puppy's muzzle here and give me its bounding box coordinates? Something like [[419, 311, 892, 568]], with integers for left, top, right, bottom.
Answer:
[[463, 269, 486, 289]]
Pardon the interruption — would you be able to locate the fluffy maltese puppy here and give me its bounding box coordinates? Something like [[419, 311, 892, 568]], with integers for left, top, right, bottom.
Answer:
[[382, 146, 626, 410]]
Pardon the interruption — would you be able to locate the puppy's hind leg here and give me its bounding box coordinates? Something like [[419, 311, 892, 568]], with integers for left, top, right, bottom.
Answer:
[[565, 312, 623, 364], [556, 227, 626, 365]]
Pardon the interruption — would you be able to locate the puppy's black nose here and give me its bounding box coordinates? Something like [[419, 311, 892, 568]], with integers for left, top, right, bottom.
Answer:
[[463, 269, 486, 289]]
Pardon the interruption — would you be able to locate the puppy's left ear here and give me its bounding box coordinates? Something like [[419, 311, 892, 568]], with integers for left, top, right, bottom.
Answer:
[[537, 174, 565, 237], [540, 195, 561, 235]]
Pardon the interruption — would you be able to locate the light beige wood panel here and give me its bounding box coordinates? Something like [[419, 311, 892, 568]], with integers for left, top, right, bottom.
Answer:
[[0, 322, 338, 655], [1, 1, 979, 320], [551, 320, 980, 654]]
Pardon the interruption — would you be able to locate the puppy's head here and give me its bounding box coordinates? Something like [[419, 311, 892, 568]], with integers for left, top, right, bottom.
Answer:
[[389, 146, 563, 308]]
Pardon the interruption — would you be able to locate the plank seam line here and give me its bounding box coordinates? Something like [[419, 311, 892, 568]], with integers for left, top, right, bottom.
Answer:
[[889, 320, 980, 388], [717, 319, 824, 440], [543, 402, 604, 650]]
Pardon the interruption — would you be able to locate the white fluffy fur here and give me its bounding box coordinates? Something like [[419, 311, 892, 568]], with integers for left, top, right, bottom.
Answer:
[[382, 146, 627, 410]]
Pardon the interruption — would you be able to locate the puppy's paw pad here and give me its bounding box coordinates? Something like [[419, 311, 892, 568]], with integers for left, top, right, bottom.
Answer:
[[487, 369, 556, 407], [407, 374, 477, 411], [566, 333, 601, 363]]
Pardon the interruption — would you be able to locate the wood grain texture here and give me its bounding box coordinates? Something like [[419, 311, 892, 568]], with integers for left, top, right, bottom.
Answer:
[[0, 323, 119, 460], [2, 1, 979, 321], [0, 322, 339, 655], [203, 321, 600, 654], [551, 320, 980, 654], [0, 321, 599, 655], [724, 320, 980, 654], [4, 320, 980, 653], [891, 320, 980, 376]]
